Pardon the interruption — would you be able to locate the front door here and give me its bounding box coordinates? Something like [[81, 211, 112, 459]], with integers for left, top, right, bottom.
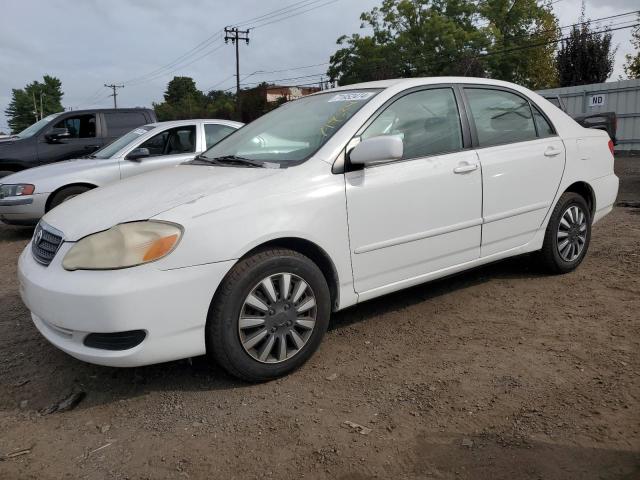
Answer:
[[345, 87, 483, 296], [462, 87, 566, 257], [119, 125, 198, 179], [37, 113, 102, 163]]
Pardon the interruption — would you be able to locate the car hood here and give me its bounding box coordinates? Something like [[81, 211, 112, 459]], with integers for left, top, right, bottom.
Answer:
[[2, 158, 109, 188], [43, 164, 282, 241]]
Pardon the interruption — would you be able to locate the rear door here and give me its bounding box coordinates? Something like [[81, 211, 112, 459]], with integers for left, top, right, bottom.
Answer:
[[462, 87, 565, 257], [102, 111, 150, 142], [37, 113, 102, 163], [345, 86, 482, 295], [119, 124, 198, 179]]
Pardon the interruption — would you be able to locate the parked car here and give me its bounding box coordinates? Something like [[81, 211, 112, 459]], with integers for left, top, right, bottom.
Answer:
[[541, 94, 617, 144], [18, 78, 618, 382], [0, 108, 157, 177], [0, 119, 242, 225]]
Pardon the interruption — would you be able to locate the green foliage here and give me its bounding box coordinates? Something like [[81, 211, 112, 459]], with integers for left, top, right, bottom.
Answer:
[[5, 75, 64, 133], [623, 18, 640, 79], [481, 0, 559, 89], [557, 14, 615, 87], [328, 0, 488, 84], [327, 0, 560, 89], [154, 76, 284, 123]]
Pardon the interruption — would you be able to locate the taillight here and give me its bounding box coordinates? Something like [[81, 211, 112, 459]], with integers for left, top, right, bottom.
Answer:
[[608, 139, 614, 156]]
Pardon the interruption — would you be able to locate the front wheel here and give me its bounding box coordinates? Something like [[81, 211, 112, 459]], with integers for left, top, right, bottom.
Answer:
[[206, 248, 331, 382], [539, 192, 591, 274]]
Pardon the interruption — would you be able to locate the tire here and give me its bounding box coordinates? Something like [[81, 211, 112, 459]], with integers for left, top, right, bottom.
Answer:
[[539, 192, 592, 274], [206, 248, 331, 382], [48, 185, 92, 211]]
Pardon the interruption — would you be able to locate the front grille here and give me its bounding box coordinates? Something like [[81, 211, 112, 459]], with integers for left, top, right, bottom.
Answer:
[[31, 222, 64, 266]]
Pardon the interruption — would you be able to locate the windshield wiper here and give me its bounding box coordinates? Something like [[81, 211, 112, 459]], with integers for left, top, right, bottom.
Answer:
[[187, 155, 279, 169]]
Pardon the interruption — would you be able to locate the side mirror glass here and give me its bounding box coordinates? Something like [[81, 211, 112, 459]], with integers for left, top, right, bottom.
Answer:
[[349, 135, 403, 166], [45, 127, 70, 142], [126, 147, 151, 161]]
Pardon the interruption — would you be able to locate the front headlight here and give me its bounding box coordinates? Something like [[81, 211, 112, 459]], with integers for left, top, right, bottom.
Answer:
[[0, 184, 35, 198], [62, 221, 183, 271]]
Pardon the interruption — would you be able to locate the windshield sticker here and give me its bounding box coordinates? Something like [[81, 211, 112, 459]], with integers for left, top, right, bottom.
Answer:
[[321, 101, 359, 137], [133, 128, 147, 135], [328, 92, 375, 102]]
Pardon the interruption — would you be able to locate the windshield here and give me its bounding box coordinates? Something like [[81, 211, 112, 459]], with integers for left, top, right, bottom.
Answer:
[[201, 90, 381, 164], [15, 112, 63, 139], [91, 125, 156, 159]]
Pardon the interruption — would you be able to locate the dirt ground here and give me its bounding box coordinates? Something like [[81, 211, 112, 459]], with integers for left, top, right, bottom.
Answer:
[[0, 156, 638, 480]]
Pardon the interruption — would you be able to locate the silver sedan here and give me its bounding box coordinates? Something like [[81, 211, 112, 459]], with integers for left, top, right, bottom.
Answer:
[[0, 119, 242, 225]]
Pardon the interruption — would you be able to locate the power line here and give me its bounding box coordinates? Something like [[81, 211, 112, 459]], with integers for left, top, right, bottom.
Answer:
[[230, 0, 326, 28], [248, 0, 343, 30]]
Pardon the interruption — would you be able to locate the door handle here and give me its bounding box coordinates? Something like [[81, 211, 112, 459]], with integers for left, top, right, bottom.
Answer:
[[453, 162, 479, 174], [544, 146, 562, 157]]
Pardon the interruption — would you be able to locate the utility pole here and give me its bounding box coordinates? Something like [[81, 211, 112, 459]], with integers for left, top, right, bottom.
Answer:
[[32, 92, 38, 122], [39, 93, 45, 120], [224, 26, 250, 120], [104, 83, 124, 108]]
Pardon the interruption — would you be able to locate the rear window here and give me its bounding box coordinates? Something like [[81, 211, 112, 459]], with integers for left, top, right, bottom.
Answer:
[[103, 112, 148, 137]]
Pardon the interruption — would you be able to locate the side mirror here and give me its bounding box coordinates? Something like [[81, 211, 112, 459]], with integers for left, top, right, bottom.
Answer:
[[126, 147, 151, 161], [45, 127, 71, 142], [349, 135, 403, 166]]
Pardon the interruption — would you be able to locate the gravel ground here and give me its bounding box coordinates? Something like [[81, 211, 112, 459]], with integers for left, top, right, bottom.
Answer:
[[0, 156, 638, 480]]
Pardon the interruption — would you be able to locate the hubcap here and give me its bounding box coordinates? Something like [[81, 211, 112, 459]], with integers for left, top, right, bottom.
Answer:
[[238, 273, 317, 364], [557, 205, 587, 262]]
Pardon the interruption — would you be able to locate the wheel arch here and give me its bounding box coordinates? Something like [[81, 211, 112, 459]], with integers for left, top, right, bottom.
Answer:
[[563, 181, 596, 217], [45, 182, 98, 212], [238, 237, 341, 312]]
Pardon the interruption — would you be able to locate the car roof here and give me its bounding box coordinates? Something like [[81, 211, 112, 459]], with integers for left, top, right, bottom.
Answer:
[[319, 76, 535, 93], [57, 108, 154, 115], [145, 119, 244, 128]]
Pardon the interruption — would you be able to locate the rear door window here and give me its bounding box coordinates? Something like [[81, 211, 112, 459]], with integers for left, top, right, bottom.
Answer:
[[465, 88, 537, 147], [532, 106, 555, 138], [103, 112, 148, 137], [204, 124, 236, 148]]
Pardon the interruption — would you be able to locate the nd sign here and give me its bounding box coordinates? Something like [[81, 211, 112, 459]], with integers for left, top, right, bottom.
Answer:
[[588, 93, 606, 108]]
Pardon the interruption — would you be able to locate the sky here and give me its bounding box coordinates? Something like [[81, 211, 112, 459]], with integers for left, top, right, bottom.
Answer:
[[0, 0, 638, 133]]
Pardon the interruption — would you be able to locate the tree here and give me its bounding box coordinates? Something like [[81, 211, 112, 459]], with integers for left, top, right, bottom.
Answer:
[[328, 0, 489, 85], [481, 0, 559, 89], [327, 0, 561, 88], [557, 7, 615, 87], [153, 76, 209, 120], [5, 75, 64, 133], [623, 18, 640, 79]]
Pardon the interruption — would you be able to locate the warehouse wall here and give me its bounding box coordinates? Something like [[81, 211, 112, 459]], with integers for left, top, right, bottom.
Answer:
[[538, 78, 640, 152]]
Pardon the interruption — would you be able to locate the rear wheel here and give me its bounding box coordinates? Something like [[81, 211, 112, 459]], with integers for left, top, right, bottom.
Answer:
[[48, 185, 92, 210], [206, 248, 331, 382], [540, 192, 591, 274]]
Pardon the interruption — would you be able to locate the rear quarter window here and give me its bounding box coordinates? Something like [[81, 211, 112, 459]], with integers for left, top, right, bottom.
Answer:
[[103, 112, 148, 138]]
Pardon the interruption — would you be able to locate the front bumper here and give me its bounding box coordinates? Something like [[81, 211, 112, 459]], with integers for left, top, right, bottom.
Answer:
[[0, 193, 48, 225], [18, 243, 235, 367]]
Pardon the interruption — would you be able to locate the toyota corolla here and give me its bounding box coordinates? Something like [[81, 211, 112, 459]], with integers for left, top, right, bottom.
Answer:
[[18, 77, 618, 382]]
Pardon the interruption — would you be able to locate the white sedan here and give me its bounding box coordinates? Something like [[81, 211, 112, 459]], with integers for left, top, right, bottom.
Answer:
[[0, 119, 242, 225], [18, 77, 618, 382]]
